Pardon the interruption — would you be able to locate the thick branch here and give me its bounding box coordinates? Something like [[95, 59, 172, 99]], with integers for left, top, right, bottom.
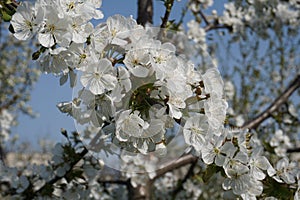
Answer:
[[242, 74, 300, 129], [152, 154, 198, 181], [137, 0, 153, 26], [128, 180, 152, 200], [287, 147, 300, 153], [171, 159, 197, 198]]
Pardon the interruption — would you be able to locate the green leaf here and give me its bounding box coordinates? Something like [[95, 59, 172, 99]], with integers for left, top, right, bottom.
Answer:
[[1, 9, 12, 22], [202, 164, 222, 183], [263, 177, 295, 199]]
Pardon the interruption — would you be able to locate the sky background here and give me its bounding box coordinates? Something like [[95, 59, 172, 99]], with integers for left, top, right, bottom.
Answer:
[[10, 0, 226, 151]]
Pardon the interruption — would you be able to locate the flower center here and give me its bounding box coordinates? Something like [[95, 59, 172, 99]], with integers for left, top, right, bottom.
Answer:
[[67, 2, 75, 11], [48, 24, 56, 33]]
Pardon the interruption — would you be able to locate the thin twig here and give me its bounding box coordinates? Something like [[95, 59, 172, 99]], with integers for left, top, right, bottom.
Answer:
[[205, 24, 232, 32], [195, 7, 231, 32], [160, 0, 175, 29], [199, 9, 209, 25], [34, 147, 88, 196], [242, 74, 300, 129], [98, 179, 128, 185]]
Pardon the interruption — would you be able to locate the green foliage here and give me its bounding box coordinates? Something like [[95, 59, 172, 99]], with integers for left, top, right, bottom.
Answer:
[[263, 176, 296, 199], [0, 0, 17, 22], [129, 83, 158, 119]]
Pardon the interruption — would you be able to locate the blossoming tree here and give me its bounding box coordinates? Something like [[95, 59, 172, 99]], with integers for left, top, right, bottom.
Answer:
[[0, 0, 300, 199], [0, 3, 39, 162]]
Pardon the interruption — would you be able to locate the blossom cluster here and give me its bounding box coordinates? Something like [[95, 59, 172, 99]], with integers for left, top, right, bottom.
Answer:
[[4, 0, 300, 199], [0, 109, 14, 142], [219, 0, 300, 34]]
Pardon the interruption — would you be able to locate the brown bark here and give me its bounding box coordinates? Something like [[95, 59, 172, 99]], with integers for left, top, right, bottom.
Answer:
[[242, 74, 300, 129], [137, 0, 153, 26], [128, 178, 153, 200]]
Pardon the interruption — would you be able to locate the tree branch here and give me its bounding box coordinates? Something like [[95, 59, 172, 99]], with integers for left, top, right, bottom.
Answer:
[[287, 147, 300, 153], [198, 9, 209, 25], [205, 24, 232, 32], [171, 159, 197, 198], [98, 179, 128, 185], [137, 0, 153, 26], [193, 7, 232, 32], [33, 147, 88, 197], [242, 74, 300, 129], [160, 0, 175, 28], [152, 154, 198, 181]]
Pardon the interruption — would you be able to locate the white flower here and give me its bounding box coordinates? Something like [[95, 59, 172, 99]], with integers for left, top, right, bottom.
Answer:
[[0, 109, 14, 141], [220, 2, 244, 32], [272, 157, 297, 184], [276, 3, 298, 24], [38, 7, 72, 47], [202, 138, 237, 166], [202, 67, 224, 97], [240, 178, 264, 199], [204, 93, 228, 131], [224, 80, 235, 100], [106, 15, 137, 46], [69, 18, 93, 43], [223, 174, 250, 196], [10, 1, 41, 40], [184, 61, 202, 85], [38, 164, 55, 182], [39, 47, 69, 75], [198, 0, 213, 9], [77, 0, 103, 20], [270, 129, 293, 157], [223, 152, 251, 195], [59, 0, 103, 20], [11, 175, 30, 193], [56, 163, 71, 177], [68, 43, 98, 70], [117, 67, 131, 92], [187, 20, 206, 49], [167, 94, 186, 119], [80, 58, 117, 95], [149, 43, 176, 80], [115, 110, 149, 142], [249, 148, 273, 181], [52, 143, 64, 165], [183, 114, 209, 152], [123, 49, 152, 77], [90, 23, 109, 53]]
